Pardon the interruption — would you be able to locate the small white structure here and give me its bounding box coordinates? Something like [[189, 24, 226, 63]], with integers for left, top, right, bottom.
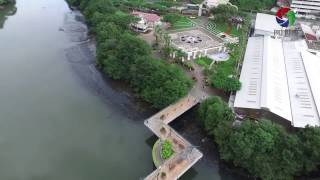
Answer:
[[234, 36, 320, 128], [204, 0, 230, 8], [254, 13, 283, 36], [131, 11, 161, 33], [300, 23, 320, 54], [131, 18, 149, 33], [301, 23, 318, 41]]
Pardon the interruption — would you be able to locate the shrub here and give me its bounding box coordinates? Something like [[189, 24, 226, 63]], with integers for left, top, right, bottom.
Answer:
[[161, 140, 174, 159], [211, 73, 241, 92]]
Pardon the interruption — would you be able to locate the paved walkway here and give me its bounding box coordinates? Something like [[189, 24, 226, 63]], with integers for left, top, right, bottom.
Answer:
[[189, 62, 229, 101], [144, 93, 203, 180]]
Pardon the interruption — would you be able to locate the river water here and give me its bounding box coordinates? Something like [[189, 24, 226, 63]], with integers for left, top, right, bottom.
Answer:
[[0, 0, 245, 179]]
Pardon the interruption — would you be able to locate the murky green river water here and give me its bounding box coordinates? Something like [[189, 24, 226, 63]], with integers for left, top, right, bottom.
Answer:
[[0, 1, 244, 179]]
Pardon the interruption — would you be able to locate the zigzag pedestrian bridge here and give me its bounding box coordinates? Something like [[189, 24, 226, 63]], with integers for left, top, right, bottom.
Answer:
[[144, 93, 206, 180]]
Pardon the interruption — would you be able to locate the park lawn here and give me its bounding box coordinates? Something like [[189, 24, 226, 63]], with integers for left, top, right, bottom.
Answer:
[[213, 21, 241, 37]]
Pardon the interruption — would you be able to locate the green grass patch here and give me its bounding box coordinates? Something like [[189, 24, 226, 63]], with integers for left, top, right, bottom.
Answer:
[[212, 21, 241, 37], [195, 57, 212, 68], [172, 17, 194, 29], [215, 56, 236, 74], [164, 13, 194, 29]]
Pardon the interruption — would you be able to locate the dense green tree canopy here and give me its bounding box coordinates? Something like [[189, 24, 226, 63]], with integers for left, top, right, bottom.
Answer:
[[230, 0, 276, 10], [211, 4, 238, 23], [66, 0, 193, 108], [198, 96, 234, 135], [224, 120, 302, 180], [198, 97, 320, 179], [297, 127, 320, 173], [0, 0, 13, 5]]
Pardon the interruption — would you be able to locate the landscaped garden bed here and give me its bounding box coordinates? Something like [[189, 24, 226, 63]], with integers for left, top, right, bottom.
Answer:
[[152, 139, 175, 167], [163, 13, 195, 30], [161, 140, 174, 160], [210, 21, 241, 37]]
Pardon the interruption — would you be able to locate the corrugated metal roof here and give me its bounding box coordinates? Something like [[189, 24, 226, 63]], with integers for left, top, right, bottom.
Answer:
[[235, 36, 320, 128], [255, 13, 282, 35], [131, 11, 161, 23], [234, 37, 264, 109]]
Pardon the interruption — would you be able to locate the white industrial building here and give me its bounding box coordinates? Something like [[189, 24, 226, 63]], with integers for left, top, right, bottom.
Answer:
[[291, 0, 320, 18], [234, 36, 320, 128], [254, 13, 283, 36]]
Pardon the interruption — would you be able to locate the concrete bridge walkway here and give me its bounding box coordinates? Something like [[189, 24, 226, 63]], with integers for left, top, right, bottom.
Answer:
[[144, 92, 207, 180]]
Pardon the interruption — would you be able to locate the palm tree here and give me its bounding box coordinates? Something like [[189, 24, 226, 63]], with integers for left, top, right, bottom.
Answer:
[[154, 25, 162, 45], [163, 33, 171, 48], [163, 33, 173, 58]]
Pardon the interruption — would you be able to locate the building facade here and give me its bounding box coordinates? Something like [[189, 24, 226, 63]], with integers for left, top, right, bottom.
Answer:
[[131, 11, 161, 33]]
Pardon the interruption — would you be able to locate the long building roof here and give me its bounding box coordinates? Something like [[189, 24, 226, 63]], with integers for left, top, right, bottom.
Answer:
[[234, 36, 320, 128], [255, 13, 282, 35], [291, 0, 320, 12]]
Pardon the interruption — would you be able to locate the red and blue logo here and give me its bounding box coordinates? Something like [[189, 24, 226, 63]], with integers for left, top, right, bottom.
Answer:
[[276, 7, 296, 28]]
